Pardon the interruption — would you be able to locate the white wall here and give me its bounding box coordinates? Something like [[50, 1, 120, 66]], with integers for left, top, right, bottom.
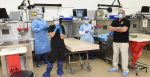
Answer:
[[0, 0, 150, 16]]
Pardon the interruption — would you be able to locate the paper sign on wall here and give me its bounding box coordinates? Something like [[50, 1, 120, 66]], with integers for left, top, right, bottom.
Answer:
[[142, 19, 148, 27], [92, 20, 96, 26]]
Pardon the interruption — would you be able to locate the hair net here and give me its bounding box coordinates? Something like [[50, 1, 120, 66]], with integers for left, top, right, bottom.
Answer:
[[83, 16, 89, 20]]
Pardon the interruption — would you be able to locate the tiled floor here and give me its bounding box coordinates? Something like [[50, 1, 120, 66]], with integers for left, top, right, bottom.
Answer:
[[1, 50, 150, 77]]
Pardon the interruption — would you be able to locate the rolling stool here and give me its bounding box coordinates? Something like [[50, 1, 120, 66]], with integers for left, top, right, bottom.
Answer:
[[10, 70, 34, 77]]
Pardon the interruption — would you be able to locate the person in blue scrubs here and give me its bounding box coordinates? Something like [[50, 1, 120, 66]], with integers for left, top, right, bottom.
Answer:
[[32, 11, 51, 67]]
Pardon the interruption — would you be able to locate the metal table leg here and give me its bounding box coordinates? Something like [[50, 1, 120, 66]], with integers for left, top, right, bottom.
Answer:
[[84, 52, 92, 72], [68, 52, 74, 74], [79, 54, 84, 69]]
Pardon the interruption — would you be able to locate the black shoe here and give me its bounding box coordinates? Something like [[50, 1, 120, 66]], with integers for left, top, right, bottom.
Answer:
[[36, 62, 42, 67]]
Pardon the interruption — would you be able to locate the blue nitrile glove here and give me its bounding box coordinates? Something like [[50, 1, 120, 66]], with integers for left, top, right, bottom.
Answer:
[[53, 24, 61, 33], [56, 24, 61, 29], [59, 28, 62, 34], [109, 32, 114, 36], [53, 27, 58, 33]]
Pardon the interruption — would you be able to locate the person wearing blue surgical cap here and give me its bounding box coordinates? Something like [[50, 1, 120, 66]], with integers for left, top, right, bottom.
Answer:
[[79, 16, 95, 59], [32, 11, 51, 67], [43, 17, 65, 77]]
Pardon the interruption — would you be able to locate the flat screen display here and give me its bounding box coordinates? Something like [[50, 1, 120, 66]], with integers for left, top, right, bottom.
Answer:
[[0, 8, 9, 19], [141, 6, 150, 13], [73, 9, 87, 18]]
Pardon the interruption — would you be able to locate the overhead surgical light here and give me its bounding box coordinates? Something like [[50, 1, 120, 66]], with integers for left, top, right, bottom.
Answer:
[[97, 0, 122, 13], [18, 0, 34, 10]]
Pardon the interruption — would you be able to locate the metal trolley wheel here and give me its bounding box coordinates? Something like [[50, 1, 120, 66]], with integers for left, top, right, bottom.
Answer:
[[68, 67, 74, 74], [86, 64, 92, 72], [146, 69, 148, 73], [105, 59, 110, 64], [84, 62, 92, 72], [136, 68, 148, 76], [136, 73, 138, 76]]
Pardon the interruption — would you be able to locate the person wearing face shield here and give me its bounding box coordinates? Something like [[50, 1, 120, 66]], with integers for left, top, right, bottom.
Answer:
[[108, 9, 130, 77], [31, 11, 51, 67], [79, 17, 96, 60], [43, 17, 65, 77], [79, 16, 94, 43]]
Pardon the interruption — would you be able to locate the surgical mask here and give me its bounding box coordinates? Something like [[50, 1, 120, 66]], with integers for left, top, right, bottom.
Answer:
[[54, 21, 60, 25], [37, 15, 43, 19], [118, 14, 124, 19], [84, 20, 89, 24]]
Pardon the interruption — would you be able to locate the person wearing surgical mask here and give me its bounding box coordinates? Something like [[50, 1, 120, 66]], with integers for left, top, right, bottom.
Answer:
[[108, 9, 130, 77], [79, 16, 96, 60], [118, 13, 124, 19], [79, 16, 94, 43], [37, 14, 43, 19], [43, 17, 65, 77], [32, 11, 51, 67]]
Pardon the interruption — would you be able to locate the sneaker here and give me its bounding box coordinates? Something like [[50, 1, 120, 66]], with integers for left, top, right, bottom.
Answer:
[[108, 67, 118, 72], [122, 72, 129, 77]]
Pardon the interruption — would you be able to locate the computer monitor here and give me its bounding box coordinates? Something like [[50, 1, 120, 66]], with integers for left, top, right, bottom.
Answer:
[[141, 6, 150, 13], [0, 8, 9, 19], [73, 9, 87, 18]]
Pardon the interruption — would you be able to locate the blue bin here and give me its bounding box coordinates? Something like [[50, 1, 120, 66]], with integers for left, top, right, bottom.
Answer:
[[109, 15, 118, 20], [63, 17, 73, 21]]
